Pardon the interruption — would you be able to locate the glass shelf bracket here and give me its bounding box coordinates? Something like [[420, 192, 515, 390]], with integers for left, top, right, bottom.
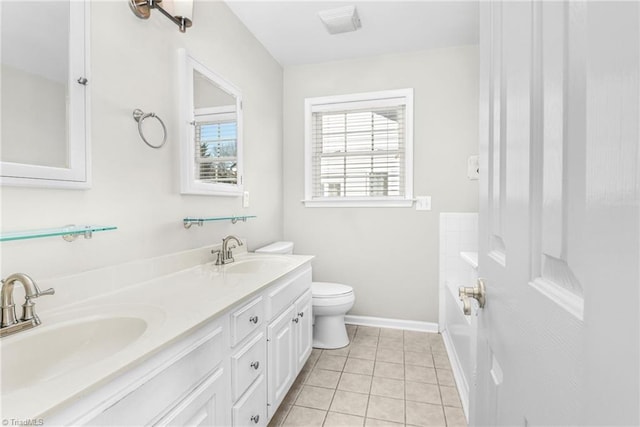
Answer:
[[0, 225, 118, 243], [183, 215, 256, 229]]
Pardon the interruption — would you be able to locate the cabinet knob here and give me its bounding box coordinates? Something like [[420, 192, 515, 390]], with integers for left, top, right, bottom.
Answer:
[[250, 361, 260, 370], [77, 77, 88, 85], [298, 312, 304, 318], [249, 315, 259, 324], [251, 414, 260, 424], [292, 317, 299, 323]]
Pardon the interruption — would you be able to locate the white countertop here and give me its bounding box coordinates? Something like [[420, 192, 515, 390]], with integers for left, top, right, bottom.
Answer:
[[0, 253, 313, 420]]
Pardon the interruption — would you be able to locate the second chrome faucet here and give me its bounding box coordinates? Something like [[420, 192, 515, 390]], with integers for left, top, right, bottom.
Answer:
[[212, 235, 243, 265]]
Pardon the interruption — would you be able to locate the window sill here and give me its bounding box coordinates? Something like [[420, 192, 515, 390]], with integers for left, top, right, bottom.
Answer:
[[302, 198, 414, 208]]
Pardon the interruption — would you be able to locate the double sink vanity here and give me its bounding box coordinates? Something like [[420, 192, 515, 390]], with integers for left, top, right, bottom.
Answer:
[[1, 244, 313, 426]]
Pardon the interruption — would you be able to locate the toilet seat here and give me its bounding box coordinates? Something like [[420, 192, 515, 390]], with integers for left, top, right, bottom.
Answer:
[[312, 282, 354, 307], [312, 282, 353, 298]]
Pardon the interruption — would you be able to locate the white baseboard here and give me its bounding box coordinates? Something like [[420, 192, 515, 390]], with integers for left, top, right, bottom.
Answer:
[[441, 329, 470, 421], [344, 315, 439, 333]]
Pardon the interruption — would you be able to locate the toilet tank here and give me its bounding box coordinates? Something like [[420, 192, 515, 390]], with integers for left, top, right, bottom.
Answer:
[[255, 241, 294, 254]]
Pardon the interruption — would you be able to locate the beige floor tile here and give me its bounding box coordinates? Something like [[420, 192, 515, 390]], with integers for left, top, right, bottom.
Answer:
[[324, 411, 365, 427], [405, 365, 438, 384], [295, 385, 336, 410], [435, 369, 455, 387], [344, 357, 375, 375], [374, 361, 405, 380], [365, 418, 404, 427], [306, 368, 342, 389], [268, 403, 291, 427], [353, 334, 379, 347], [357, 326, 381, 336], [370, 377, 405, 399], [405, 381, 441, 405], [366, 395, 405, 424], [329, 389, 370, 417], [404, 340, 431, 353], [377, 336, 404, 349], [432, 353, 451, 370], [317, 354, 348, 371], [323, 345, 351, 357], [379, 328, 404, 339], [404, 330, 430, 341], [350, 344, 378, 360], [443, 406, 467, 426], [376, 347, 404, 364], [440, 386, 462, 408], [405, 401, 446, 426], [430, 341, 447, 355], [405, 351, 434, 368], [338, 372, 373, 394], [283, 382, 303, 405], [283, 406, 327, 427]]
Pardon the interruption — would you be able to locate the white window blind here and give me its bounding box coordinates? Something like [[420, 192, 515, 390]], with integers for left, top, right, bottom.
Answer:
[[304, 89, 413, 207], [194, 112, 238, 185]]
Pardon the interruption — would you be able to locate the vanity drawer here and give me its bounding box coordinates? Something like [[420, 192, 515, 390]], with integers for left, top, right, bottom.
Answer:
[[88, 325, 225, 426], [231, 296, 264, 347], [266, 266, 312, 321], [232, 331, 266, 401], [233, 374, 267, 427]]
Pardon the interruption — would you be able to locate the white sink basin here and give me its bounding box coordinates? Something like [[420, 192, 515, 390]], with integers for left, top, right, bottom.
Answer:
[[1, 307, 163, 394], [223, 256, 292, 274]]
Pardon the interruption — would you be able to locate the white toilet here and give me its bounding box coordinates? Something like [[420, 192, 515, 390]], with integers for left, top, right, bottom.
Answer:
[[255, 241, 355, 349]]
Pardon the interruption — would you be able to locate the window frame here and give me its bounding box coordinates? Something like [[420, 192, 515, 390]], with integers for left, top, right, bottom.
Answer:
[[303, 89, 414, 208]]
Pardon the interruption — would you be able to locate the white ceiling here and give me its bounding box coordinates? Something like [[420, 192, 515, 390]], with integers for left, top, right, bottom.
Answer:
[[224, 1, 479, 66]]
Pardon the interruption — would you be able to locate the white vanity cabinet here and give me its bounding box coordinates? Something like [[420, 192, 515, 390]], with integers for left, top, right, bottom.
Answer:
[[44, 260, 312, 427], [265, 268, 313, 419]]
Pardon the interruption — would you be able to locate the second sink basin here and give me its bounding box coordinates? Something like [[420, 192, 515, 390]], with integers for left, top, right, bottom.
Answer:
[[223, 256, 292, 274]]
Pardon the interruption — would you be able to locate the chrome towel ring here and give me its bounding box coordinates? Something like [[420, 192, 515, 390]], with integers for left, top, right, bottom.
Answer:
[[132, 108, 167, 149]]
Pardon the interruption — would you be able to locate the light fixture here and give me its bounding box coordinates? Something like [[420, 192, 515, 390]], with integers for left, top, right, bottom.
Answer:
[[129, 0, 193, 33], [318, 5, 361, 35]]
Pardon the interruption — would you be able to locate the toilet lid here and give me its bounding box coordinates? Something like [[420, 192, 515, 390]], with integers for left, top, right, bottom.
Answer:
[[312, 282, 353, 297]]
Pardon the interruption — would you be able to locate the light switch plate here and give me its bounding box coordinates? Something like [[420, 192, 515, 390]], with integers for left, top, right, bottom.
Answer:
[[468, 155, 479, 180], [243, 191, 250, 208], [416, 196, 431, 211]]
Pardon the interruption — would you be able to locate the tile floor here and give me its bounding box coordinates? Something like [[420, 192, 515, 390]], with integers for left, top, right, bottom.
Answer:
[[268, 325, 467, 427]]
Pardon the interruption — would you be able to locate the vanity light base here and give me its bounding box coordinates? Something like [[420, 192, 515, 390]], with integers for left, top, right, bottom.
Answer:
[[129, 0, 151, 19]]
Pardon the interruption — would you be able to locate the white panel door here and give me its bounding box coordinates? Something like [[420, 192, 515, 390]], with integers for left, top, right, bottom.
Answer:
[[267, 305, 296, 419], [294, 290, 313, 372], [473, 1, 639, 425]]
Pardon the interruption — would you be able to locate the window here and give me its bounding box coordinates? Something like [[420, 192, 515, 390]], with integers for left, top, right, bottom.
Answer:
[[304, 89, 414, 207], [194, 107, 238, 185]]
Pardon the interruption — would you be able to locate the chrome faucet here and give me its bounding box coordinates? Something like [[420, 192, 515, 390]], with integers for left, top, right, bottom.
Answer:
[[212, 235, 244, 265], [1, 273, 55, 338]]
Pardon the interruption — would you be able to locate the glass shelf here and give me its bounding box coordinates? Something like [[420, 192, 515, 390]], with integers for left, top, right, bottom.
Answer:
[[0, 225, 118, 242], [183, 215, 256, 229]]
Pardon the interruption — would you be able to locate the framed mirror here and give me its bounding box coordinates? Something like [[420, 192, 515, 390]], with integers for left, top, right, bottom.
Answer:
[[0, 0, 90, 189], [178, 49, 243, 196]]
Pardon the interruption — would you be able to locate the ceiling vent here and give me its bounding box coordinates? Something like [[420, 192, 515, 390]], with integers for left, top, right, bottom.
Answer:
[[318, 5, 362, 35]]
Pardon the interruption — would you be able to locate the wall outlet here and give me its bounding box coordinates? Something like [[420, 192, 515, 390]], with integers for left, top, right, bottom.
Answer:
[[415, 196, 431, 211], [243, 191, 250, 208], [468, 155, 479, 180]]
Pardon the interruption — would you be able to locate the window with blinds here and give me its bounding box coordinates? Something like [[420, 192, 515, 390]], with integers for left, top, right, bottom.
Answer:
[[194, 111, 238, 185], [304, 89, 414, 207]]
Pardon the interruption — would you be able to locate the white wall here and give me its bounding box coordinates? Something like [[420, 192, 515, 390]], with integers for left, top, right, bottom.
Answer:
[[0, 1, 283, 280], [283, 46, 478, 323]]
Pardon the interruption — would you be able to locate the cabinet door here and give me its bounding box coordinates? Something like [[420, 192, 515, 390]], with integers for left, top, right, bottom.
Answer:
[[294, 291, 312, 372], [156, 368, 229, 427], [267, 305, 296, 419]]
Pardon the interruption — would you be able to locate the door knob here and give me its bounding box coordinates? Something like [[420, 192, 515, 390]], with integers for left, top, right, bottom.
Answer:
[[458, 278, 486, 315]]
